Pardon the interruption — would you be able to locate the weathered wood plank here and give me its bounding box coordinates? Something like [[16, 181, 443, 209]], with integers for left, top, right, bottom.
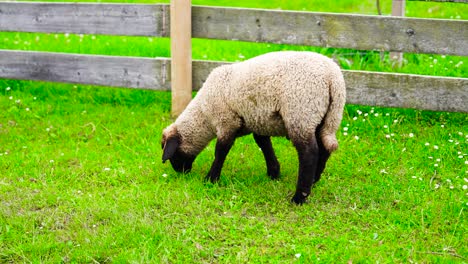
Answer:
[[0, 50, 170, 90], [343, 71, 468, 112], [408, 0, 467, 3], [0, 2, 169, 36], [191, 60, 468, 113], [192, 6, 468, 56], [0, 51, 466, 112]]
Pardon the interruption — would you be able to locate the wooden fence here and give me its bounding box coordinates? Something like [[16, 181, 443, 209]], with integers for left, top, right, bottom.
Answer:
[[0, 1, 467, 114]]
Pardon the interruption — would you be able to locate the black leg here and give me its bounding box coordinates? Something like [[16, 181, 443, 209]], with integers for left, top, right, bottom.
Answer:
[[314, 131, 331, 184], [205, 136, 236, 183], [291, 136, 319, 205], [253, 134, 280, 179]]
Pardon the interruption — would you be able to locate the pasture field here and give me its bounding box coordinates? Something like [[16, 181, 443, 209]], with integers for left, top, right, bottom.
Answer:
[[1, 0, 467, 262]]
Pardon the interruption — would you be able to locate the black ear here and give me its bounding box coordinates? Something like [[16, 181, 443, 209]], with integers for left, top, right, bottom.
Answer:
[[162, 137, 179, 163]]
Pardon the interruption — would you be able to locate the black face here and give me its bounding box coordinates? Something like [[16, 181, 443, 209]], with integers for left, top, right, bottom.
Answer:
[[168, 150, 195, 173], [162, 131, 196, 174]]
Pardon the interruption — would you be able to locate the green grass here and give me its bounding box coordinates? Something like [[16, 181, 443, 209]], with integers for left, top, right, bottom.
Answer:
[[1, 81, 467, 263], [1, 0, 467, 263]]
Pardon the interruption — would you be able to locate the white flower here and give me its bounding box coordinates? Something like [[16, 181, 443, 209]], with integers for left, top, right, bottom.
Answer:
[[433, 145, 439, 150], [465, 161, 468, 165], [353, 117, 357, 121], [385, 135, 390, 139], [6, 87, 11, 91], [295, 253, 301, 258], [354, 136, 359, 140], [463, 185, 467, 190], [409, 133, 414, 138], [343, 127, 348, 131], [384, 125, 388, 129], [162, 173, 168, 177], [425, 142, 430, 146], [104, 168, 111, 171]]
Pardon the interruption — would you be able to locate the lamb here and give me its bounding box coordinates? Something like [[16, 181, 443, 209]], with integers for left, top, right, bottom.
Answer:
[[161, 51, 346, 204]]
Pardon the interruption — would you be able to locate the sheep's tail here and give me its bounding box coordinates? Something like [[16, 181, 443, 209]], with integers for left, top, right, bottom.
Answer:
[[319, 65, 346, 153]]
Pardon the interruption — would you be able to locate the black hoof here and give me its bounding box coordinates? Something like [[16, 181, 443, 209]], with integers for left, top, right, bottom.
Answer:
[[267, 163, 280, 180], [291, 192, 308, 205], [204, 172, 220, 183]]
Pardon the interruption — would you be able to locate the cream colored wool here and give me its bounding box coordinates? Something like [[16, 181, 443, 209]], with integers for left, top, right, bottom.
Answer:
[[163, 51, 346, 155]]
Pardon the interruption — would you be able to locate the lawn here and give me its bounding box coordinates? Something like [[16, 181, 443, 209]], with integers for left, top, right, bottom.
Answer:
[[1, 0, 467, 263]]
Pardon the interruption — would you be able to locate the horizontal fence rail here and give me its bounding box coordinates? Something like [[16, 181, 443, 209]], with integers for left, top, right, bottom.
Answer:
[[0, 50, 170, 89], [408, 0, 467, 2], [0, 2, 169, 36], [192, 6, 468, 56], [1, 50, 466, 113], [1, 3, 467, 55]]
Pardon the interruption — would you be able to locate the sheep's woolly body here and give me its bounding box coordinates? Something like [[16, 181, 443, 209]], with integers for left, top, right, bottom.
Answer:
[[171, 51, 346, 155]]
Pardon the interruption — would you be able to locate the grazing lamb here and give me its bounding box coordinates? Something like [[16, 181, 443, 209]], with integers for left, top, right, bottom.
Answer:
[[161, 51, 346, 204]]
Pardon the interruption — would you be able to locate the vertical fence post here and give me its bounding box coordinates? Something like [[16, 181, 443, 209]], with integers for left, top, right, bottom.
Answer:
[[170, 0, 192, 117], [390, 0, 405, 67]]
